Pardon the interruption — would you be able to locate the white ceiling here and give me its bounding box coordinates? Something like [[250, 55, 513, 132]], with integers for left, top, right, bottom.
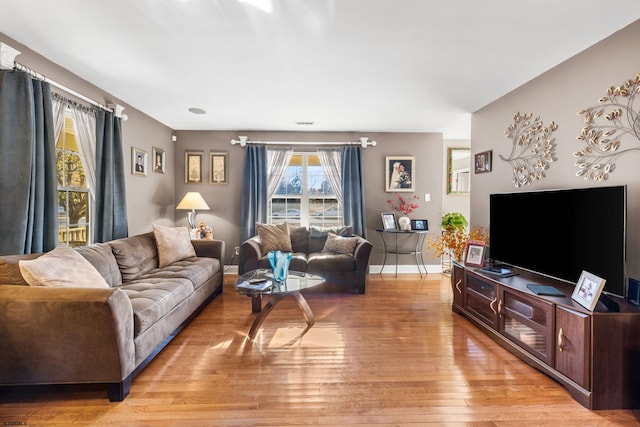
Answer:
[[2, 1, 640, 139]]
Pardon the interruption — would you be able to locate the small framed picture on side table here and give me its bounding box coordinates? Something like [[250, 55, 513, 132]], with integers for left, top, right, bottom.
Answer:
[[381, 212, 398, 231]]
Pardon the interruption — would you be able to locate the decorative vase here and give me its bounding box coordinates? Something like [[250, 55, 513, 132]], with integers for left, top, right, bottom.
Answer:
[[398, 216, 411, 231]]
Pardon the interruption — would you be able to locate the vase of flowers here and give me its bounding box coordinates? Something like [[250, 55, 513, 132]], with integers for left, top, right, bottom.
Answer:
[[387, 193, 420, 230]]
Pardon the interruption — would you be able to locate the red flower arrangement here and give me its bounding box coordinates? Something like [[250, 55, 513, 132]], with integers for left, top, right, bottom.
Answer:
[[387, 193, 420, 215]]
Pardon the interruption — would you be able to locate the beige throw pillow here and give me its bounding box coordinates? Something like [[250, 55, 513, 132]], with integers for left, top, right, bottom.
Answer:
[[256, 222, 292, 256], [19, 245, 110, 288], [321, 232, 359, 255], [153, 224, 197, 268]]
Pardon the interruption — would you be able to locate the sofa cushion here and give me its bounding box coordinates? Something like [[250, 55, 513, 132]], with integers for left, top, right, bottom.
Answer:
[[119, 278, 194, 336], [289, 226, 309, 254], [109, 233, 158, 282], [308, 226, 353, 253], [18, 245, 110, 289], [322, 232, 359, 255], [308, 252, 356, 272], [153, 224, 197, 268], [76, 242, 123, 287], [258, 252, 308, 273], [256, 222, 292, 255], [143, 257, 218, 291], [0, 253, 41, 286]]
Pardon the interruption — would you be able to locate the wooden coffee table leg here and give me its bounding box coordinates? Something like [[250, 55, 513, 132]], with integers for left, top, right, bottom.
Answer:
[[291, 292, 315, 328], [251, 294, 262, 313], [247, 291, 315, 341], [248, 293, 286, 340]]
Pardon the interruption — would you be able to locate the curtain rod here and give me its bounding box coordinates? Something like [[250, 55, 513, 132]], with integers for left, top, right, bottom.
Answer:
[[230, 136, 377, 148], [0, 42, 122, 115]]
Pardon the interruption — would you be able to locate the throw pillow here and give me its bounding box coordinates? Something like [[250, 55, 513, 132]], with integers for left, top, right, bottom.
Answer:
[[310, 225, 352, 238], [18, 245, 110, 288], [256, 222, 292, 256], [321, 232, 359, 255], [153, 224, 197, 268]]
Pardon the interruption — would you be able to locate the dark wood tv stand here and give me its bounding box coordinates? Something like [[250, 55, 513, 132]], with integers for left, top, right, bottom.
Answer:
[[452, 261, 640, 409]]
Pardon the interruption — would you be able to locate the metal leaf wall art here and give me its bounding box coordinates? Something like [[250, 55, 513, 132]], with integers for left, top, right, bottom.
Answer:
[[500, 112, 558, 187], [574, 73, 640, 181]]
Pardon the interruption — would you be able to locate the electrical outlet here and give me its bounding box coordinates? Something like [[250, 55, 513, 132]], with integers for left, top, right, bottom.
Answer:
[[424, 193, 431, 202], [234, 246, 240, 256]]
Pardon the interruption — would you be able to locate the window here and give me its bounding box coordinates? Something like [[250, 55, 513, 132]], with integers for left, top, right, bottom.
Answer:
[[269, 153, 342, 227], [56, 115, 90, 247]]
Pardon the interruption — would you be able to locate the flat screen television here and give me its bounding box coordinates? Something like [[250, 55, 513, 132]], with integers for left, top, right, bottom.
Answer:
[[489, 185, 626, 298]]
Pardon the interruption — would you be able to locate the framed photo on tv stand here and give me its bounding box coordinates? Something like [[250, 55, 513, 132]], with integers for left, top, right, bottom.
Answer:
[[571, 270, 606, 311]]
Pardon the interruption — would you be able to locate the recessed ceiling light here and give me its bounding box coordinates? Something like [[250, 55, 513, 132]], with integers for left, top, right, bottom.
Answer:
[[296, 121, 314, 126], [188, 107, 206, 114]]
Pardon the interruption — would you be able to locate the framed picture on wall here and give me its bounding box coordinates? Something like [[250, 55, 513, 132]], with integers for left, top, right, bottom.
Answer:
[[132, 147, 147, 176], [185, 151, 203, 184], [385, 156, 415, 192], [210, 151, 228, 184], [152, 147, 165, 174], [474, 150, 492, 174]]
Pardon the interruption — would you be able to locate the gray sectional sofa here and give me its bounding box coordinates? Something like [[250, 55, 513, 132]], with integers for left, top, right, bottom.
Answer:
[[0, 228, 224, 401]]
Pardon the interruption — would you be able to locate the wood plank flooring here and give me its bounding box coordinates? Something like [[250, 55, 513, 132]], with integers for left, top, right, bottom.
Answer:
[[2, 273, 640, 426]]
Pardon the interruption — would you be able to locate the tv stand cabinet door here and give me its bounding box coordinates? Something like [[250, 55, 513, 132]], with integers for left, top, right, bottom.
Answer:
[[464, 273, 499, 329], [555, 306, 590, 390]]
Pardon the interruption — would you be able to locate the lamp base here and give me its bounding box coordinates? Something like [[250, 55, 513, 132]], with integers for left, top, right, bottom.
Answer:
[[187, 210, 196, 229]]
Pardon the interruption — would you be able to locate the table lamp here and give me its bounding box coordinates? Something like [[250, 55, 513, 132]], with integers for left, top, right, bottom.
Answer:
[[176, 192, 210, 229]]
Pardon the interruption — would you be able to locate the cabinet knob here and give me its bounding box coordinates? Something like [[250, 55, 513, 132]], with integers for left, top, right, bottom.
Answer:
[[558, 327, 564, 352]]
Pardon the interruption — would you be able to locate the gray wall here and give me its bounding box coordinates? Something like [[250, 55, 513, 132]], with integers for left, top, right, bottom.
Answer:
[[0, 33, 176, 236], [2, 32, 449, 269], [470, 19, 640, 280], [174, 130, 444, 266]]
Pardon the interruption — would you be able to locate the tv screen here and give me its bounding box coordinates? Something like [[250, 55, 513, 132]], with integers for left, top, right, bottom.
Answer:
[[489, 185, 626, 297]]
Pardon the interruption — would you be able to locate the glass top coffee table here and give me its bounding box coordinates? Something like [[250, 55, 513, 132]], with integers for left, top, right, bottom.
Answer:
[[234, 269, 325, 340]]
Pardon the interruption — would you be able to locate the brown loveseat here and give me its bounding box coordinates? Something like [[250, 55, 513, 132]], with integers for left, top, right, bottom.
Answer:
[[0, 228, 224, 401], [239, 225, 372, 293]]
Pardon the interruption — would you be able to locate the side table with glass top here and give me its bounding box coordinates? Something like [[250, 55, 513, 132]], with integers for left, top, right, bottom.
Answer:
[[234, 269, 325, 340], [376, 229, 429, 278]]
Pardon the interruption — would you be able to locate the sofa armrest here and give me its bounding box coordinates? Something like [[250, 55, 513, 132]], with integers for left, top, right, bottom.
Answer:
[[0, 285, 135, 385], [239, 236, 262, 275], [192, 238, 225, 265], [353, 236, 373, 270]]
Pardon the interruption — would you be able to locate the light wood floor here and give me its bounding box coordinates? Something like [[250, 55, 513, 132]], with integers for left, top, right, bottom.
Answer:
[[2, 273, 639, 426]]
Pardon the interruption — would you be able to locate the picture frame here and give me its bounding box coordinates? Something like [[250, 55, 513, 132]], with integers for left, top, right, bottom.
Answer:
[[185, 151, 203, 184], [572, 270, 606, 311], [464, 240, 487, 267], [474, 150, 492, 174], [152, 147, 165, 174], [381, 212, 398, 231], [132, 147, 147, 176], [210, 151, 228, 184], [410, 219, 428, 231], [385, 156, 415, 192]]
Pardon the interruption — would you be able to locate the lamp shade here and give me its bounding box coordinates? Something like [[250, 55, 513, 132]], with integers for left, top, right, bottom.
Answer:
[[176, 192, 210, 211]]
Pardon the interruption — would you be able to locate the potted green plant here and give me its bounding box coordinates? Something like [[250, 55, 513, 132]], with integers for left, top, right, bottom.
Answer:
[[441, 212, 468, 231]]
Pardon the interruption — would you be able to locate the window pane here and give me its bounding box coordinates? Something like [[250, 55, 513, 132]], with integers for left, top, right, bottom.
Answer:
[[269, 152, 342, 227]]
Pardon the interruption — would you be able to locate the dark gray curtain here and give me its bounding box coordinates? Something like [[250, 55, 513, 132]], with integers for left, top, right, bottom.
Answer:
[[0, 70, 57, 255], [94, 109, 128, 242], [342, 146, 367, 237], [239, 145, 268, 243]]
